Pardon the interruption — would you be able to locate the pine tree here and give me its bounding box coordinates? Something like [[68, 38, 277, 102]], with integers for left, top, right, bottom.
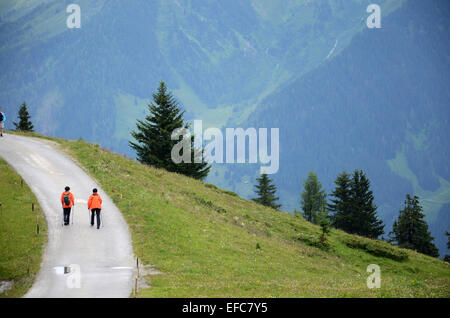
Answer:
[[448, 231, 450, 249], [252, 173, 281, 210], [13, 102, 34, 132], [300, 171, 327, 224], [129, 81, 210, 180], [328, 170, 384, 239], [349, 170, 384, 239], [318, 207, 331, 247], [444, 231, 450, 263], [327, 171, 352, 231], [176, 137, 210, 180], [390, 194, 439, 257]]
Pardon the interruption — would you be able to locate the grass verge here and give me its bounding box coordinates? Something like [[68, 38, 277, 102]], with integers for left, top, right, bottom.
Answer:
[[0, 157, 47, 297], [9, 132, 450, 297]]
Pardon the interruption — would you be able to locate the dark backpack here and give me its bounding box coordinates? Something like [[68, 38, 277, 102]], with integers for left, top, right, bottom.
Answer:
[[0, 113, 3, 122], [63, 194, 71, 206]]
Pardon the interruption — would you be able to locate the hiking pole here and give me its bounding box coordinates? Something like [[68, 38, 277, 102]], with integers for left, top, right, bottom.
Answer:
[[72, 205, 74, 225]]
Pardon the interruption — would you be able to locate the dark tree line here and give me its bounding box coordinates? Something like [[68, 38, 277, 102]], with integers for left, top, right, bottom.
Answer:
[[445, 232, 450, 262], [390, 194, 439, 257], [296, 169, 440, 258], [296, 170, 384, 239], [249, 165, 440, 258], [327, 170, 384, 239]]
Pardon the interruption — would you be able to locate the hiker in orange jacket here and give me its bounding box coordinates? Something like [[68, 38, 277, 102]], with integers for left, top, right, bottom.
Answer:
[[88, 188, 103, 229], [61, 186, 75, 226]]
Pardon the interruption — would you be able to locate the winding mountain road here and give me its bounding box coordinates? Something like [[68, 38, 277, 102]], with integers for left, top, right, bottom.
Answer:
[[0, 134, 134, 297]]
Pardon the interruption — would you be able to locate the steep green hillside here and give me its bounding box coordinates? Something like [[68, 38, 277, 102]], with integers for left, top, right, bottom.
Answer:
[[19, 133, 447, 298], [222, 0, 450, 255], [0, 158, 47, 298]]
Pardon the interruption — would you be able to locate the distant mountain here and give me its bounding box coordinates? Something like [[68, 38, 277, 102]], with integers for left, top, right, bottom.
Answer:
[[0, 0, 402, 146], [223, 0, 450, 255]]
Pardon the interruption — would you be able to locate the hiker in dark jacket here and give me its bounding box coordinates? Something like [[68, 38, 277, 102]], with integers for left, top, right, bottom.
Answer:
[[88, 188, 103, 229], [0, 107, 5, 137], [61, 186, 75, 225]]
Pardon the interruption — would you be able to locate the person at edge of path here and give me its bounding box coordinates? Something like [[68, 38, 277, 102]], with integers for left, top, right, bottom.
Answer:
[[0, 107, 5, 137], [61, 186, 75, 226], [88, 188, 103, 229]]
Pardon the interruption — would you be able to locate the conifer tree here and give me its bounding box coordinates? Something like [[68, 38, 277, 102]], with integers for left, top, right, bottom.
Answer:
[[350, 170, 384, 238], [447, 231, 450, 249], [390, 194, 439, 257], [327, 171, 352, 230], [252, 173, 281, 210], [129, 81, 210, 180], [300, 171, 327, 224], [13, 102, 34, 132], [318, 207, 331, 247], [444, 231, 450, 263], [328, 170, 384, 239], [176, 137, 211, 180]]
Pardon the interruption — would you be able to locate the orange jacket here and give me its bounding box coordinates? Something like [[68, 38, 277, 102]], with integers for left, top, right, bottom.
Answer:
[[61, 191, 75, 208], [88, 193, 102, 210]]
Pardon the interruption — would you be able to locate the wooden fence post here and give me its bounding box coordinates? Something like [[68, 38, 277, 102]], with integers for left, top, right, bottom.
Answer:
[[137, 257, 139, 278], [135, 276, 138, 296]]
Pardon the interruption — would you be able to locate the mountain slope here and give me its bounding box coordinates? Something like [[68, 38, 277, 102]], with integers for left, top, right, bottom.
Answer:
[[16, 132, 447, 297], [0, 0, 403, 150], [222, 0, 450, 255]]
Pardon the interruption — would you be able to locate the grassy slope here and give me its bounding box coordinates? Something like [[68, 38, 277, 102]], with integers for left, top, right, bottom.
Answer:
[[0, 157, 47, 298], [10, 132, 450, 297], [55, 137, 450, 298]]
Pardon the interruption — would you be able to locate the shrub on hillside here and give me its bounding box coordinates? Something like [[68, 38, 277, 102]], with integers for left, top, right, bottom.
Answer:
[[346, 238, 408, 261]]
